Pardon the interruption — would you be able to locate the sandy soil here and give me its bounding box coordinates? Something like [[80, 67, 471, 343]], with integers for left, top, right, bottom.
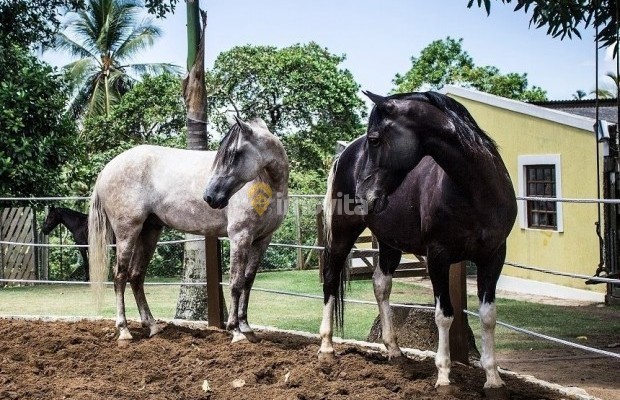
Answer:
[[0, 318, 584, 400]]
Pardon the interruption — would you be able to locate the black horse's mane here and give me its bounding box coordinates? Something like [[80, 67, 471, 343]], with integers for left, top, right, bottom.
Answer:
[[214, 123, 243, 167], [371, 91, 499, 157]]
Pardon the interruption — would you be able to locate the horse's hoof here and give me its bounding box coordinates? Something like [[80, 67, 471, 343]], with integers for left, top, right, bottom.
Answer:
[[242, 331, 260, 343], [118, 328, 133, 341], [317, 351, 337, 363], [148, 324, 163, 338], [436, 384, 458, 395], [231, 330, 259, 343], [484, 386, 509, 400]]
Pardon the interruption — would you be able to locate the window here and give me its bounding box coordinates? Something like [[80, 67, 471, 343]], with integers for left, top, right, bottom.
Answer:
[[518, 155, 563, 232], [525, 165, 557, 229]]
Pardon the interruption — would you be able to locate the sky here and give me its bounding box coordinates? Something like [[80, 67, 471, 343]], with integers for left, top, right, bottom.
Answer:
[[42, 0, 619, 101]]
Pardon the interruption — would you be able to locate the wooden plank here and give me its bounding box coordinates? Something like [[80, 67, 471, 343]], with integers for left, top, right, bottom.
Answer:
[[449, 261, 469, 365], [205, 236, 225, 329], [295, 200, 304, 270]]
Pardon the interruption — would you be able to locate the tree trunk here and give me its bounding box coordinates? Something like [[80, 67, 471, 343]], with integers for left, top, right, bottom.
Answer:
[[175, 2, 209, 320]]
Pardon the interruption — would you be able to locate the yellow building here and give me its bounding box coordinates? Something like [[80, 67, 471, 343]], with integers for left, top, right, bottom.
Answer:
[[443, 85, 615, 301]]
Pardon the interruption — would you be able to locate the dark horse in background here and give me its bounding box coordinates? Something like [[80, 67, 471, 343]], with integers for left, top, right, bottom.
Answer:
[[42, 206, 90, 281], [319, 91, 517, 396]]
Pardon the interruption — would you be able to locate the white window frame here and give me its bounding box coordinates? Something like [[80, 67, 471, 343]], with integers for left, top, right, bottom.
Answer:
[[517, 154, 563, 232]]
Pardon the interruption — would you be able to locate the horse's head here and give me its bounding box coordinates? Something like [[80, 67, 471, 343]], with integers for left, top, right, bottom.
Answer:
[[204, 116, 277, 209], [355, 91, 452, 213], [41, 206, 58, 235]]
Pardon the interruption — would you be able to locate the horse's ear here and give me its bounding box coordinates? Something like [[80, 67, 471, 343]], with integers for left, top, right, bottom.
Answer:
[[234, 116, 254, 136], [363, 90, 396, 114]]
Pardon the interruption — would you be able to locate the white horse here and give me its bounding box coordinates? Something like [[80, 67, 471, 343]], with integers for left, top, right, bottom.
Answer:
[[88, 117, 289, 342]]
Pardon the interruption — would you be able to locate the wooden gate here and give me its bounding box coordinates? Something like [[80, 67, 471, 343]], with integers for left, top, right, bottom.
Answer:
[[0, 207, 38, 286]]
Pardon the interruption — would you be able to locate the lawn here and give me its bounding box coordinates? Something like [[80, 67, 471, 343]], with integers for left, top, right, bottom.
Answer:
[[0, 269, 617, 351]]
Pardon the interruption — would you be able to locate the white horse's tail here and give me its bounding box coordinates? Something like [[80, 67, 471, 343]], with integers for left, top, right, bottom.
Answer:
[[323, 160, 336, 250], [88, 186, 111, 312]]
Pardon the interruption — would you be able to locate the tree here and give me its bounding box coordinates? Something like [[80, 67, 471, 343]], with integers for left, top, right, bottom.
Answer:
[[591, 72, 620, 98], [175, 2, 210, 321], [573, 89, 588, 99], [467, 0, 619, 54], [55, 0, 180, 118], [0, 0, 83, 49], [207, 42, 366, 175], [393, 37, 548, 102], [0, 44, 78, 197]]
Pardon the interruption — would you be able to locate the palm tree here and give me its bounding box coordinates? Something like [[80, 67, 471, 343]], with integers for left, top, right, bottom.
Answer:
[[572, 90, 588, 100], [55, 0, 180, 117], [591, 72, 619, 100]]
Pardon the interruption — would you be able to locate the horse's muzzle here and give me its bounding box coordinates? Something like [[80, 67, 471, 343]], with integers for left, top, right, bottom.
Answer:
[[203, 193, 229, 209]]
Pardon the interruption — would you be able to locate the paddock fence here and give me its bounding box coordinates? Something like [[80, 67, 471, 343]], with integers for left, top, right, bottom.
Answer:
[[1, 195, 620, 365]]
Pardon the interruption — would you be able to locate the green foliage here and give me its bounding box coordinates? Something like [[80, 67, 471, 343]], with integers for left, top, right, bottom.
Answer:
[[468, 0, 620, 54], [393, 37, 474, 92], [207, 42, 366, 177], [0, 44, 78, 197], [55, 0, 181, 118], [393, 37, 548, 101], [0, 0, 82, 49]]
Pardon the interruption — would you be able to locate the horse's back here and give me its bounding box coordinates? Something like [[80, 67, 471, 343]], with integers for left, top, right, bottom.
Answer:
[[94, 145, 224, 234]]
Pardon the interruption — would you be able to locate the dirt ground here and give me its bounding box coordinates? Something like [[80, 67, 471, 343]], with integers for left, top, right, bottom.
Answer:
[[0, 318, 601, 400]]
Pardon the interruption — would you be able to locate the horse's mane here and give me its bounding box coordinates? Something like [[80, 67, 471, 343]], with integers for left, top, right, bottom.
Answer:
[[214, 123, 242, 167], [376, 91, 499, 158]]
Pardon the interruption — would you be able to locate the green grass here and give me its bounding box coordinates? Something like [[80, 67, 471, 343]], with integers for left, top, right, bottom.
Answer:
[[1, 270, 617, 351]]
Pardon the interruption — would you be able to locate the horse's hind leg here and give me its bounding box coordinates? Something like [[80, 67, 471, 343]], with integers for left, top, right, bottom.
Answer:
[[427, 247, 454, 389], [373, 241, 402, 360], [129, 225, 164, 338], [475, 244, 507, 393], [113, 226, 142, 341], [318, 219, 365, 359], [234, 235, 272, 343]]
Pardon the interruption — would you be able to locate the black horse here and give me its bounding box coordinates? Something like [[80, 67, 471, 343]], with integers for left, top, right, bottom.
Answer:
[[318, 91, 517, 396], [41, 206, 89, 281]]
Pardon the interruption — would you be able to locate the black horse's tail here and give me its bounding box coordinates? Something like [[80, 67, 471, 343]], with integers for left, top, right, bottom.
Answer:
[[323, 159, 349, 333]]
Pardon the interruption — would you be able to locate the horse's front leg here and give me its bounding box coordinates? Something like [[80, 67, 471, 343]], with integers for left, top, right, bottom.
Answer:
[[227, 234, 252, 343], [236, 235, 272, 343], [373, 242, 403, 360], [427, 250, 454, 390]]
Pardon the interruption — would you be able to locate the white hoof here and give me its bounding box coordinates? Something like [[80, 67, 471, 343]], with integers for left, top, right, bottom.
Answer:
[[148, 323, 163, 338], [118, 327, 133, 341]]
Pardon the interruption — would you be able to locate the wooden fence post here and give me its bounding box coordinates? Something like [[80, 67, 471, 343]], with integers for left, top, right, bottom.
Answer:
[[295, 199, 304, 270], [205, 236, 225, 329], [449, 261, 469, 365]]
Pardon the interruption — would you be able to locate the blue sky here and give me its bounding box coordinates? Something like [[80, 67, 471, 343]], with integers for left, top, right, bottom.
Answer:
[[43, 0, 618, 100]]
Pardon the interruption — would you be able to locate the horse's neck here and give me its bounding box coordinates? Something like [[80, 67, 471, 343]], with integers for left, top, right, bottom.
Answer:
[[425, 138, 512, 204], [58, 210, 87, 235], [263, 147, 289, 195]]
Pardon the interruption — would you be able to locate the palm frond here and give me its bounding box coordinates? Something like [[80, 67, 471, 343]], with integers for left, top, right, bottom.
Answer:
[[113, 21, 162, 61], [55, 32, 98, 60], [125, 62, 183, 78], [63, 58, 98, 90]]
